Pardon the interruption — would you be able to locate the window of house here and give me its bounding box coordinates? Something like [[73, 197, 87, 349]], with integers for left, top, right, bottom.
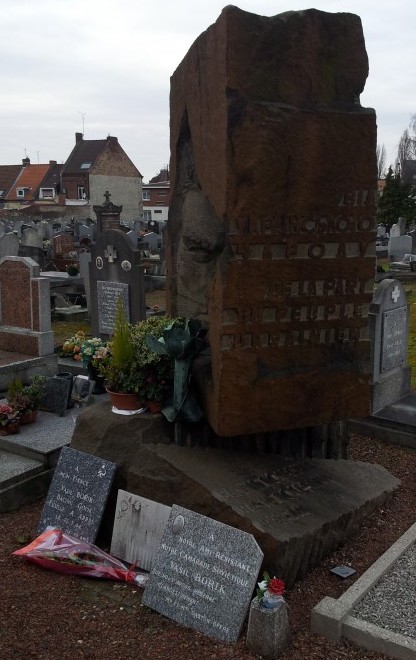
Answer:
[[40, 188, 54, 199], [0, 190, 4, 197], [78, 186, 86, 199], [142, 210, 151, 221], [80, 162, 92, 170], [154, 210, 162, 214], [142, 190, 150, 200], [17, 189, 25, 198]]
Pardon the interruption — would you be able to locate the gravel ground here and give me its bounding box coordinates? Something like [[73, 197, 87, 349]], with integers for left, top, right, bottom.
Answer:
[[1, 432, 415, 660], [353, 541, 416, 639]]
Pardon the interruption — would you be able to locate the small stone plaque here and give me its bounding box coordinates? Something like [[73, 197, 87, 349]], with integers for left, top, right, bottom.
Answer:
[[110, 491, 171, 571], [381, 306, 407, 372], [37, 447, 116, 542], [330, 565, 357, 579], [97, 281, 129, 334], [141, 504, 263, 642]]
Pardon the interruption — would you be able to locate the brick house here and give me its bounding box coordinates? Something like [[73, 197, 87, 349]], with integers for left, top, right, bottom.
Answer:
[[61, 133, 143, 223]]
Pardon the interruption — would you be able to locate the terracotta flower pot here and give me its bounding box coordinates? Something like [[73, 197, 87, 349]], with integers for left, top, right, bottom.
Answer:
[[0, 422, 20, 435], [106, 389, 140, 410], [19, 410, 38, 425]]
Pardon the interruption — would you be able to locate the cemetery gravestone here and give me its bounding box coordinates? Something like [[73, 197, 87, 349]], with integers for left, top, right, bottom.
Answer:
[[53, 233, 75, 256], [111, 491, 171, 571], [37, 447, 116, 543], [142, 504, 263, 643], [0, 232, 19, 259], [167, 7, 377, 436], [0, 256, 54, 355], [388, 234, 412, 262], [93, 191, 122, 235], [89, 228, 146, 337], [369, 279, 411, 412], [20, 226, 43, 248]]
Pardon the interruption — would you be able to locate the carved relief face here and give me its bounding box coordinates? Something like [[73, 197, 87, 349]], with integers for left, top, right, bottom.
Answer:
[[176, 183, 225, 320]]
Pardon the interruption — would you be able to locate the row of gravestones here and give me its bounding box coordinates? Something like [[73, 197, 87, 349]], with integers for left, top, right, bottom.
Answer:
[[38, 446, 263, 644]]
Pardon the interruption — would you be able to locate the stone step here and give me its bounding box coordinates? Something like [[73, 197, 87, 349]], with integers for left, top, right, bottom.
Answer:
[[0, 449, 53, 512], [0, 409, 79, 467]]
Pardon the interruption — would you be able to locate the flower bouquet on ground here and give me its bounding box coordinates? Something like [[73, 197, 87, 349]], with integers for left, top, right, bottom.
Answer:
[[13, 528, 149, 587], [256, 572, 286, 609]]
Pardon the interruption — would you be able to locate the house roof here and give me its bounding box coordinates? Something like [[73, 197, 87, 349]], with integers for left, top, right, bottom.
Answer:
[[62, 133, 142, 178], [62, 138, 109, 175], [38, 162, 63, 190], [0, 165, 22, 199], [6, 164, 51, 201]]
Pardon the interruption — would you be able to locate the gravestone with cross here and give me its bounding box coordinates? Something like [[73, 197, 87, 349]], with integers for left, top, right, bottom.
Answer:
[[93, 190, 123, 235], [369, 278, 411, 412], [89, 228, 146, 338]]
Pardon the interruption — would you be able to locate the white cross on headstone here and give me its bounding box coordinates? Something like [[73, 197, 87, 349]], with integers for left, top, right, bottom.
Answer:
[[391, 285, 400, 304], [104, 245, 118, 263]]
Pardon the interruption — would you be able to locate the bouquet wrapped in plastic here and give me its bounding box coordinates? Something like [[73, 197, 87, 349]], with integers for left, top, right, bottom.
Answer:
[[13, 528, 148, 587]]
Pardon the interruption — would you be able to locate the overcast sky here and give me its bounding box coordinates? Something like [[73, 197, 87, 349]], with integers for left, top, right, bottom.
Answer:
[[1, 0, 414, 181]]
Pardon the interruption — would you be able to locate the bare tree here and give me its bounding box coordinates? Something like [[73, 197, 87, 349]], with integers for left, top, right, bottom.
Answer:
[[395, 114, 416, 175], [376, 143, 386, 178]]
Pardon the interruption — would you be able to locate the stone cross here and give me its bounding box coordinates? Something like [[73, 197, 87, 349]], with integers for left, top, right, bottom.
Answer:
[[104, 245, 118, 263], [391, 285, 400, 304], [104, 190, 111, 204]]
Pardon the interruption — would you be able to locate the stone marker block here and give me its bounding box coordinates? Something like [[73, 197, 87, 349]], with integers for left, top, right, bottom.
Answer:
[[246, 598, 290, 658], [167, 7, 376, 436], [142, 504, 263, 642], [38, 447, 116, 542], [111, 491, 171, 571]]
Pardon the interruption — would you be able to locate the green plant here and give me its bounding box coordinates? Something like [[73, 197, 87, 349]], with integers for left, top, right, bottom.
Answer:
[[99, 298, 137, 393], [7, 376, 46, 414]]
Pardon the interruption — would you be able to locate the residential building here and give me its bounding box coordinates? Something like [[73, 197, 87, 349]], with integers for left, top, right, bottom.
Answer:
[[142, 167, 170, 229], [61, 133, 143, 223]]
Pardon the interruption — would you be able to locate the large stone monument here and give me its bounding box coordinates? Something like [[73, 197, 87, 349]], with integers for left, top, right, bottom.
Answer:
[[167, 7, 377, 436]]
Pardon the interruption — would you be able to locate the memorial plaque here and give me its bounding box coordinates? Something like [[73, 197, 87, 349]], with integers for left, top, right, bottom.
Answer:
[[97, 281, 129, 334], [38, 447, 116, 542], [381, 306, 407, 372], [111, 491, 171, 571], [142, 504, 263, 642], [167, 7, 376, 435]]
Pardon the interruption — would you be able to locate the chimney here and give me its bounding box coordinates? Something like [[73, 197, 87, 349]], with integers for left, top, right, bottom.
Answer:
[[107, 136, 118, 144], [49, 160, 57, 166], [75, 132, 83, 144], [22, 157, 30, 166]]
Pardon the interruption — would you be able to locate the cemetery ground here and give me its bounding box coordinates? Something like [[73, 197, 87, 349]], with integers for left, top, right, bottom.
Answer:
[[1, 432, 415, 659]]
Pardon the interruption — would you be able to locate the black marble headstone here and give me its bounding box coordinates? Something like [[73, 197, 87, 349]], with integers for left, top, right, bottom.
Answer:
[[37, 447, 116, 542]]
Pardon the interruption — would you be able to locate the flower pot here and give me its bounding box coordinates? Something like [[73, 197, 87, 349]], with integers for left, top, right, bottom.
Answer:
[[0, 422, 20, 435], [106, 389, 140, 410], [19, 410, 38, 425], [146, 400, 163, 414]]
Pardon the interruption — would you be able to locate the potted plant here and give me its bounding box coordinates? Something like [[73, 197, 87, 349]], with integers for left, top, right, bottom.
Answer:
[[98, 298, 140, 409], [130, 316, 176, 412], [0, 403, 20, 435], [7, 376, 46, 424]]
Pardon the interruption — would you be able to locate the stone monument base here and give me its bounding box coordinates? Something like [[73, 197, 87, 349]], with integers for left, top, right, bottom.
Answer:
[[71, 402, 399, 586]]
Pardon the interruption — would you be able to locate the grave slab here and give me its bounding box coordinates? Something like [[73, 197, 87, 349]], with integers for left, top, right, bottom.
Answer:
[[70, 405, 399, 586], [38, 446, 116, 542], [111, 491, 171, 571], [142, 504, 263, 642]]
